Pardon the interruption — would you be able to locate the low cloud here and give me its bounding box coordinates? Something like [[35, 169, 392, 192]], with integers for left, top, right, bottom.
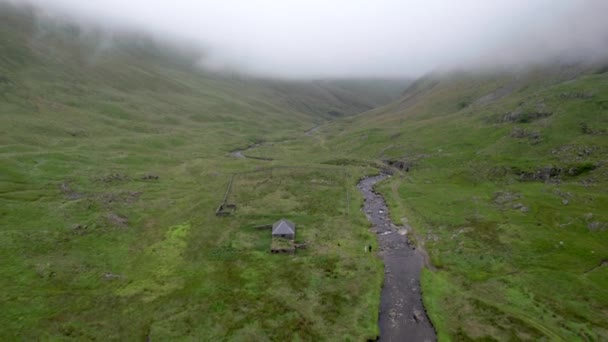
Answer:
[[13, 0, 608, 78]]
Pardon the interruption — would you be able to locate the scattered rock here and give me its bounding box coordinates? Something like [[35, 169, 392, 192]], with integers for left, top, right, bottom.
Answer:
[[427, 234, 440, 242], [515, 164, 596, 182], [560, 92, 594, 99], [35, 263, 55, 279], [70, 224, 88, 231], [59, 182, 85, 200], [494, 191, 522, 205], [587, 221, 606, 232], [102, 272, 123, 280], [512, 203, 524, 210], [98, 173, 130, 183], [413, 309, 424, 323], [67, 129, 87, 137], [497, 110, 553, 124], [106, 213, 128, 228], [510, 127, 542, 144], [99, 191, 142, 205], [384, 159, 412, 172], [562, 199, 569, 205], [517, 167, 561, 182], [141, 173, 159, 180], [580, 122, 607, 135]]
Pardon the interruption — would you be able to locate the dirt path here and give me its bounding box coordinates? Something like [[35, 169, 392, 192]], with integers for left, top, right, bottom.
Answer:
[[358, 174, 436, 342]]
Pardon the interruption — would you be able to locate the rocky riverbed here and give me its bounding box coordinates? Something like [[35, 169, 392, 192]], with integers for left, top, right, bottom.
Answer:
[[358, 174, 436, 342]]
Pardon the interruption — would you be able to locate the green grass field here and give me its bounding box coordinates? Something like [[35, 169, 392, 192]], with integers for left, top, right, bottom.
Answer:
[[2, 2, 608, 341]]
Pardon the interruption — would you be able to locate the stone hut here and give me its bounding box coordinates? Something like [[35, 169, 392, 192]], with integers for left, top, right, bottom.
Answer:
[[272, 219, 296, 240]]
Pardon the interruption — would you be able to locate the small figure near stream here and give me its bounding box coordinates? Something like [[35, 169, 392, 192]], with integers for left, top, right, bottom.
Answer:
[[358, 174, 436, 342]]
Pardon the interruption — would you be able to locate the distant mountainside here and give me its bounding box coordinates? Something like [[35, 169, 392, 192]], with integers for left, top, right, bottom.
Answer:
[[0, 2, 409, 138]]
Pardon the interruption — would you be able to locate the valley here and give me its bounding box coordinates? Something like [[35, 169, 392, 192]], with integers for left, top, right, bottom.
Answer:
[[1, 2, 608, 341]]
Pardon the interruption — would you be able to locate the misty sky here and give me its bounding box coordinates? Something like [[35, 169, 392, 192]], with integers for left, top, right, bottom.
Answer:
[[17, 0, 608, 78]]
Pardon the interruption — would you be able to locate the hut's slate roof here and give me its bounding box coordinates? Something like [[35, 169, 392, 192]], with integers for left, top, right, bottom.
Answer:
[[272, 219, 296, 235]]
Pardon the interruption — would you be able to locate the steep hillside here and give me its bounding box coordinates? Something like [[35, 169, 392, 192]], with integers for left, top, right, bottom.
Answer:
[[0, 4, 406, 144], [318, 65, 608, 340]]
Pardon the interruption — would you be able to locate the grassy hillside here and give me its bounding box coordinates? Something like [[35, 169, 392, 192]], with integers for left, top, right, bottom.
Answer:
[[258, 65, 608, 340], [0, 3, 411, 340]]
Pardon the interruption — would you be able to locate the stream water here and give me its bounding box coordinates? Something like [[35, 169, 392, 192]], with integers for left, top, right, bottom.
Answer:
[[358, 174, 436, 342], [304, 124, 321, 136], [230, 143, 263, 159]]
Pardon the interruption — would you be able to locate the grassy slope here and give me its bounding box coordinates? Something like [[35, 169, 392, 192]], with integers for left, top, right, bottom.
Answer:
[[0, 4, 412, 340], [312, 66, 608, 340]]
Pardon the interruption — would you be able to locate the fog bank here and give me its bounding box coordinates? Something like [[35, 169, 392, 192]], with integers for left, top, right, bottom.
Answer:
[[12, 0, 608, 78]]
